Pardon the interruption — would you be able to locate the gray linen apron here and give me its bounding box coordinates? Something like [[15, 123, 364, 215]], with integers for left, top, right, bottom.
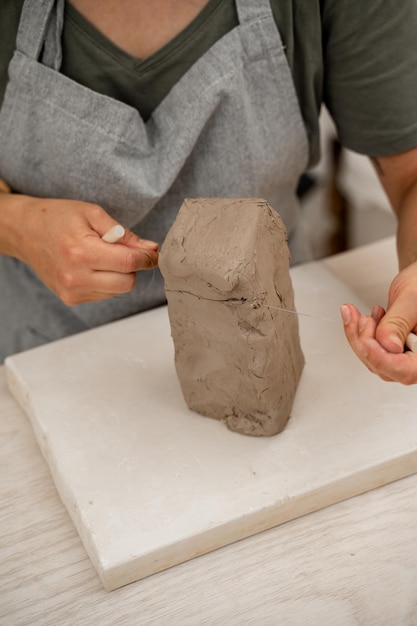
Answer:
[[0, 0, 309, 361]]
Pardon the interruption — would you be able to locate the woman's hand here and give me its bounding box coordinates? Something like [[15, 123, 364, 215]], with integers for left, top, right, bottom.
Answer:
[[341, 147, 417, 384], [1, 193, 158, 305], [341, 263, 417, 384]]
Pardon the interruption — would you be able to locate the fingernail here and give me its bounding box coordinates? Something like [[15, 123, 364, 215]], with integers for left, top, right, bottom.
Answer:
[[387, 333, 404, 352], [340, 305, 351, 325], [371, 305, 379, 320], [140, 248, 158, 268], [140, 239, 159, 249]]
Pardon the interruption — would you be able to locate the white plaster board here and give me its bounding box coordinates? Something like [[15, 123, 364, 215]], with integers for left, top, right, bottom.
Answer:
[[6, 260, 417, 591]]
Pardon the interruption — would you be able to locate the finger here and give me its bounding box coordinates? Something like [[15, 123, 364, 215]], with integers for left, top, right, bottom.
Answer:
[[90, 269, 138, 295], [341, 304, 391, 369], [371, 304, 385, 325], [352, 314, 379, 362], [120, 228, 159, 251], [73, 239, 158, 273], [340, 303, 361, 339], [60, 270, 138, 305], [84, 204, 124, 240], [340, 303, 371, 360], [101, 224, 125, 243], [103, 226, 159, 251], [341, 304, 417, 383], [137, 247, 159, 269], [358, 339, 417, 384], [85, 207, 158, 249], [358, 314, 377, 340], [100, 226, 159, 266], [104, 245, 158, 272]]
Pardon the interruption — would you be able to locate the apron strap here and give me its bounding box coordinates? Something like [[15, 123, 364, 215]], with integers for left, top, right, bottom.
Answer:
[[235, 0, 273, 24], [16, 0, 65, 70]]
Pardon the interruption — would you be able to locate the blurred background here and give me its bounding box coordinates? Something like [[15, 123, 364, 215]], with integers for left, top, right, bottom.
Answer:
[[300, 108, 396, 260]]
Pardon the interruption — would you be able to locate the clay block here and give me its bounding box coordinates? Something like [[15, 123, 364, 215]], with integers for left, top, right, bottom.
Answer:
[[158, 198, 304, 436]]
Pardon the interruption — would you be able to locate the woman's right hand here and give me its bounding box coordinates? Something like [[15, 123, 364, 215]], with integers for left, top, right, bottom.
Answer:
[[0, 192, 159, 305]]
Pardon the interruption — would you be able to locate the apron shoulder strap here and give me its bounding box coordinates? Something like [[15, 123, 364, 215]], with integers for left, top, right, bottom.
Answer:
[[235, 0, 274, 24], [16, 0, 65, 70]]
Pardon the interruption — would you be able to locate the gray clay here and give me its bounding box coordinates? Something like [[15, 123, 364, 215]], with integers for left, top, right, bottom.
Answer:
[[158, 198, 304, 436]]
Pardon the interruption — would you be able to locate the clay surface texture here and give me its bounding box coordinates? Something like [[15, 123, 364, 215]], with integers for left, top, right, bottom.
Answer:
[[159, 198, 304, 436]]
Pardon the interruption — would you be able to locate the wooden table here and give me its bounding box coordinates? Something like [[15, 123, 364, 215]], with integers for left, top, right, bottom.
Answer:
[[2, 238, 417, 625]]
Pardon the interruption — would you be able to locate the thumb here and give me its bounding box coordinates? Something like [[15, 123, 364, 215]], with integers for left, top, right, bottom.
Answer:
[[83, 204, 124, 240], [87, 208, 159, 250], [375, 300, 416, 353]]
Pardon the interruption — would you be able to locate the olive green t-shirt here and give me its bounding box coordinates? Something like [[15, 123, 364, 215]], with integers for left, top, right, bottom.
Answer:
[[1, 0, 417, 167]]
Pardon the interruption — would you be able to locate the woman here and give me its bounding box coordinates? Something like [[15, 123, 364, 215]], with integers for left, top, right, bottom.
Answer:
[[1, 0, 417, 383]]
